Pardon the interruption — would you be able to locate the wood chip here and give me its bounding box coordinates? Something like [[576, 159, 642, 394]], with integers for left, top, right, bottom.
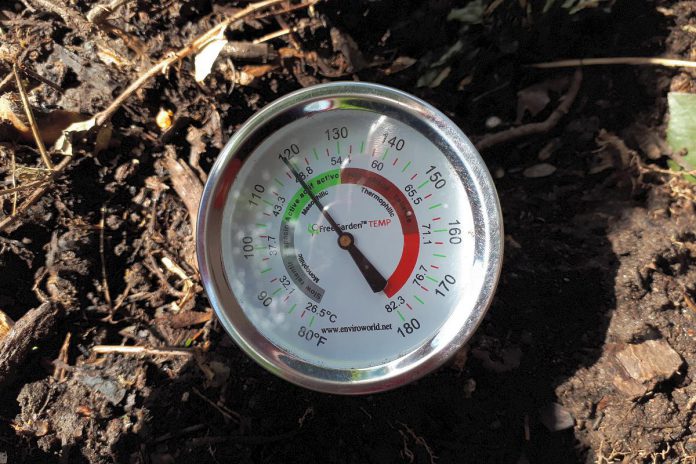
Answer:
[[523, 163, 556, 178], [161, 146, 204, 271], [612, 339, 683, 398]]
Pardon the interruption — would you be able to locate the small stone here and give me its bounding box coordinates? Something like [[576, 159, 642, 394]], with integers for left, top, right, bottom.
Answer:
[[485, 116, 502, 129], [523, 163, 556, 178], [612, 339, 683, 398], [539, 402, 574, 432], [493, 166, 505, 179], [77, 374, 126, 405], [463, 378, 476, 398]]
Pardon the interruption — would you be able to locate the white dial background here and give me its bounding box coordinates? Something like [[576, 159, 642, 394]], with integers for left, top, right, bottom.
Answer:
[[221, 109, 476, 369]]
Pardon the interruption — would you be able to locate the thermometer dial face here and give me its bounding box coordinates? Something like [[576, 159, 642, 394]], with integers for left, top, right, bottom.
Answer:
[[198, 83, 502, 394]]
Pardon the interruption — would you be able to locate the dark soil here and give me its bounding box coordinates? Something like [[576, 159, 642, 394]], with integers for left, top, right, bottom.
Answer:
[[2, 0, 696, 463]]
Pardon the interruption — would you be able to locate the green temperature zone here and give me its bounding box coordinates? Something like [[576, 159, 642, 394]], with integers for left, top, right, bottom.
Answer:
[[282, 169, 341, 222]]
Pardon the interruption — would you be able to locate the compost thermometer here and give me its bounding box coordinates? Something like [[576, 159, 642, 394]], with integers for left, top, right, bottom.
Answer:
[[197, 82, 503, 394]]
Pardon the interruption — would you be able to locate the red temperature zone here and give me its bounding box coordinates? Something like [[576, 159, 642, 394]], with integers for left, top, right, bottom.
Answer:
[[341, 168, 419, 298]]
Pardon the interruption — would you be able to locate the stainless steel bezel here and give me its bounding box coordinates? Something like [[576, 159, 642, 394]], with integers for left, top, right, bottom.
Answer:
[[197, 82, 503, 394]]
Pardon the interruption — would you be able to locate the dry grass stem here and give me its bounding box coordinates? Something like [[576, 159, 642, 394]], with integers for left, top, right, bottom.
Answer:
[[91, 345, 196, 357], [12, 65, 52, 170], [0, 179, 47, 197], [10, 150, 17, 215], [99, 206, 113, 308], [254, 28, 292, 44], [531, 56, 696, 69]]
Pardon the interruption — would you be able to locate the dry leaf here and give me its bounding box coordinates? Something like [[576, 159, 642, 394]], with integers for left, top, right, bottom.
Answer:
[[194, 36, 228, 82], [384, 56, 417, 76], [0, 309, 14, 340], [234, 64, 276, 86], [1, 94, 88, 145], [54, 117, 112, 156], [0, 93, 29, 135], [516, 76, 570, 124], [156, 108, 174, 130]]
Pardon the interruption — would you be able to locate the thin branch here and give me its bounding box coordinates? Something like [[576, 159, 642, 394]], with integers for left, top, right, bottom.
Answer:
[[94, 0, 288, 126], [12, 65, 53, 170], [476, 69, 583, 151], [530, 57, 696, 69]]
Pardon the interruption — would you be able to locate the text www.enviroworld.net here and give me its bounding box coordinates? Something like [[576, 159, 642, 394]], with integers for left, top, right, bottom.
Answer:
[[320, 322, 392, 334]]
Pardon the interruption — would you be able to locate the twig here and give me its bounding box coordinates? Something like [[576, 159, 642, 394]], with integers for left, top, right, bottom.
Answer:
[[0, 155, 70, 232], [253, 27, 292, 44], [475, 69, 583, 151], [12, 65, 53, 169], [0, 302, 60, 386], [86, 0, 133, 24], [19, 65, 63, 94], [152, 423, 206, 444], [254, 0, 319, 20], [638, 163, 696, 177], [54, 332, 71, 381], [2, 178, 50, 199], [91, 344, 196, 357], [192, 387, 241, 423], [186, 430, 299, 447], [0, 73, 12, 93], [25, 0, 95, 34], [10, 150, 17, 215], [94, 0, 288, 126], [99, 206, 112, 308], [530, 57, 696, 69]]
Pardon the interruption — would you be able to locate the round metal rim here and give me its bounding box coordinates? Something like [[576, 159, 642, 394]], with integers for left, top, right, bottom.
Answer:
[[197, 82, 503, 394]]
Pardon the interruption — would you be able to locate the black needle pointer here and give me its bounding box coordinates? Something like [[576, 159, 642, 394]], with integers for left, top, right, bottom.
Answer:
[[280, 156, 388, 293]]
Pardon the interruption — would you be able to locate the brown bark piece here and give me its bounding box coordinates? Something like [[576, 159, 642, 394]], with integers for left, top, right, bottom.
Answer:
[[162, 147, 204, 272], [612, 339, 683, 398], [0, 303, 60, 385]]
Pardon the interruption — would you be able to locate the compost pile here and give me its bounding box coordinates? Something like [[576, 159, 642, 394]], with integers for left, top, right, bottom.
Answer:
[[1, 0, 696, 462]]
